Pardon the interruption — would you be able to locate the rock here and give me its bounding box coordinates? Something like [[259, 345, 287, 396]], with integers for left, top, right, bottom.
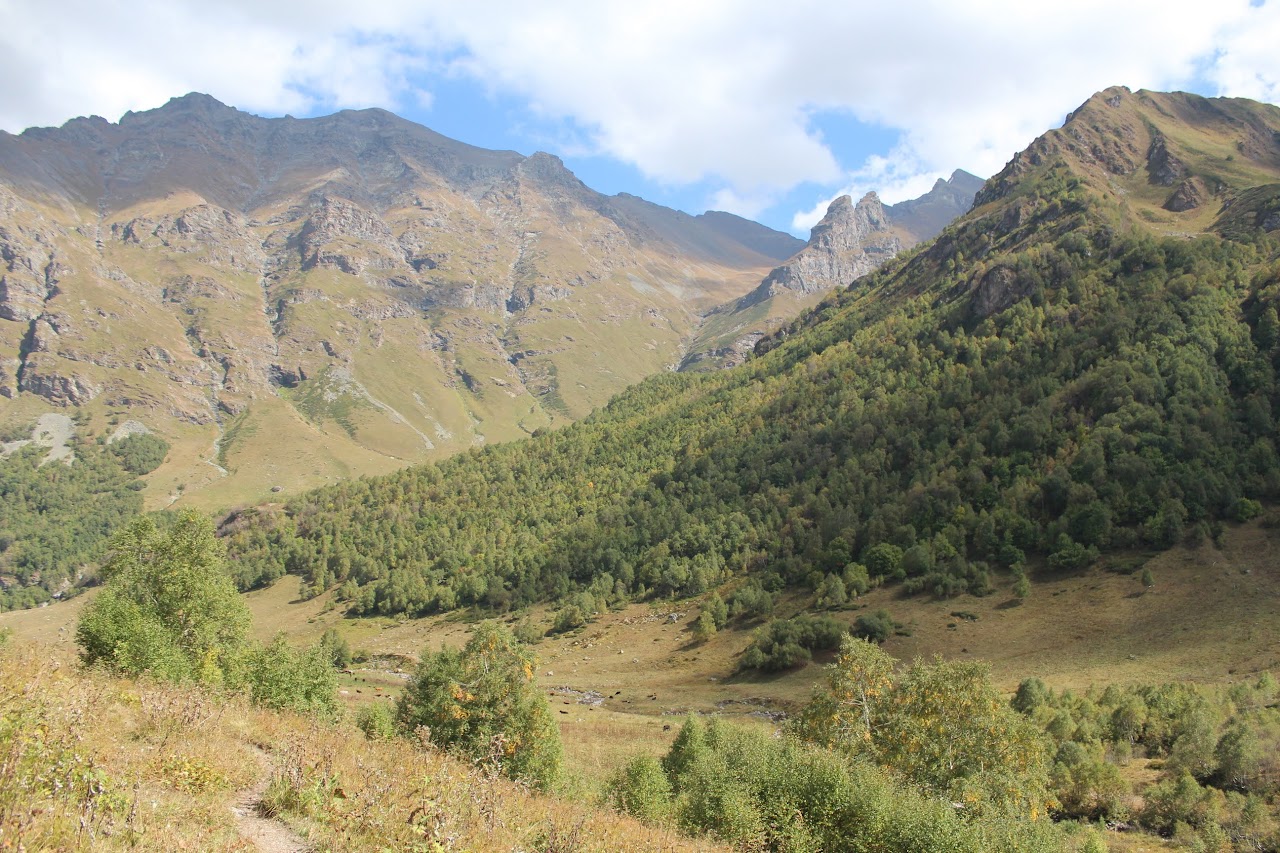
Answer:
[[971, 265, 1039, 318], [18, 365, 101, 405], [117, 205, 265, 272], [742, 193, 903, 306], [1164, 177, 1207, 212], [1146, 134, 1185, 186], [300, 197, 401, 274]]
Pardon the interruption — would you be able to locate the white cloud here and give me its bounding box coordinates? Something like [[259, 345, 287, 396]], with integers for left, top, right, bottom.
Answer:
[[1206, 1, 1280, 104], [0, 0, 434, 130], [2, 0, 1278, 229]]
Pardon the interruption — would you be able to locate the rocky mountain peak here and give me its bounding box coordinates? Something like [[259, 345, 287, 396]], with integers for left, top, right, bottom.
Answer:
[[739, 191, 904, 307], [0, 94, 808, 501], [974, 86, 1280, 227]]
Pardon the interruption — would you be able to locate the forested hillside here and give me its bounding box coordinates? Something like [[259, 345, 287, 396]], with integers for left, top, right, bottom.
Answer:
[[0, 431, 169, 610], [224, 89, 1280, 618]]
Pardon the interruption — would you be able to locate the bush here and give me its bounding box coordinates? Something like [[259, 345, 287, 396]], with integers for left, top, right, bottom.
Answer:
[[794, 637, 1053, 817], [512, 618, 544, 645], [727, 580, 773, 622], [1231, 498, 1263, 523], [395, 622, 561, 789], [244, 634, 338, 716], [551, 604, 586, 634], [738, 615, 847, 672], [1047, 534, 1097, 571], [609, 755, 673, 822], [852, 609, 896, 644], [355, 701, 397, 740], [692, 610, 717, 643], [318, 627, 352, 668], [76, 511, 249, 685], [653, 716, 1058, 852]]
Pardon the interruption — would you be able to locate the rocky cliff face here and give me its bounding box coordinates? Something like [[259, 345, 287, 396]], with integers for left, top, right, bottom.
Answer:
[[887, 170, 985, 240], [680, 174, 980, 370], [745, 192, 903, 305], [0, 94, 793, 506]]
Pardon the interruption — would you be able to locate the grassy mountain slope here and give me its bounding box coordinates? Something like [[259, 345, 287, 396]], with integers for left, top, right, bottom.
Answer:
[[219, 89, 1280, 620], [0, 94, 790, 513], [0, 640, 721, 852]]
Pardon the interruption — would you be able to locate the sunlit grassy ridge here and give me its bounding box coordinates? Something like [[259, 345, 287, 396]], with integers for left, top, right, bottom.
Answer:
[[0, 640, 724, 852], [224, 187, 1280, 621]]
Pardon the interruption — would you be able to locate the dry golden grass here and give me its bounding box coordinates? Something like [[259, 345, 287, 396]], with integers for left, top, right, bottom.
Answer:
[[5, 516, 1277, 798], [0, 642, 259, 851], [0, 641, 725, 852]]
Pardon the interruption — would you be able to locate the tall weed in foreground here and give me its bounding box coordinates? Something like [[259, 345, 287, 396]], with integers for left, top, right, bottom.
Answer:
[[0, 646, 124, 849]]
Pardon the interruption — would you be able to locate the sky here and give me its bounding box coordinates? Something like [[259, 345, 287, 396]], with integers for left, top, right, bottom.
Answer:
[[1, 1, 1279, 235]]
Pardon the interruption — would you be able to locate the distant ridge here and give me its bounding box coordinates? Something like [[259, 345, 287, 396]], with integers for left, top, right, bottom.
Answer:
[[679, 169, 983, 369], [0, 93, 797, 508]]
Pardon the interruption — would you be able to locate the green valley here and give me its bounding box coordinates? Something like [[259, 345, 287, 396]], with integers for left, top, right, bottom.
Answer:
[[4, 85, 1280, 852]]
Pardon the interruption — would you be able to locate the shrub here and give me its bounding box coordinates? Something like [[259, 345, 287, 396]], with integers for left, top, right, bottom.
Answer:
[[738, 615, 847, 672], [654, 716, 1058, 852], [852, 609, 896, 644], [355, 701, 397, 740], [794, 637, 1054, 818], [512, 618, 544, 645], [1231, 498, 1263, 522], [692, 610, 717, 643], [727, 580, 773, 622], [551, 604, 586, 634], [318, 627, 352, 668], [76, 511, 249, 685], [395, 622, 561, 789], [244, 634, 338, 716], [608, 755, 673, 822]]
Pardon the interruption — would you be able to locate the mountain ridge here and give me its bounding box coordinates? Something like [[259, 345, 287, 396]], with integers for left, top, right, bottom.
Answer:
[[680, 169, 982, 369], [0, 93, 981, 512], [0, 93, 803, 509], [211, 87, 1280, 629]]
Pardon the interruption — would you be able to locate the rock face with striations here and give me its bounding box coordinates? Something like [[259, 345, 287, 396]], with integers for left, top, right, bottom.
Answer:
[[0, 93, 800, 504], [747, 192, 903, 304], [680, 172, 982, 370]]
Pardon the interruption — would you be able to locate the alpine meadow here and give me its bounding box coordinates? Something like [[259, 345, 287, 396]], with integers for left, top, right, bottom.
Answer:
[[3, 77, 1280, 853]]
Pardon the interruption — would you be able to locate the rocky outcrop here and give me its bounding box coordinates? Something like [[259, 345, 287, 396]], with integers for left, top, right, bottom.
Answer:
[[116, 204, 265, 273], [1165, 177, 1207, 212], [1146, 134, 1186, 186], [18, 354, 101, 405], [886, 170, 984, 240], [299, 197, 401, 274], [0, 217, 61, 323], [742, 193, 903, 306], [970, 265, 1038, 319]]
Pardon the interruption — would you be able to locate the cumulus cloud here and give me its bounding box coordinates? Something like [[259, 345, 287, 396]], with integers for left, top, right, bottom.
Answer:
[[2, 0, 1277, 229], [0, 0, 434, 130]]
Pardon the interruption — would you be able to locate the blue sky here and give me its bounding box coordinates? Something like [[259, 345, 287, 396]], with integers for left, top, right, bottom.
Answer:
[[2, 0, 1278, 235]]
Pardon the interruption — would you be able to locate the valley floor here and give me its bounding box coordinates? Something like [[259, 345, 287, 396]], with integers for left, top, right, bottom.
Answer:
[[5, 515, 1276, 787]]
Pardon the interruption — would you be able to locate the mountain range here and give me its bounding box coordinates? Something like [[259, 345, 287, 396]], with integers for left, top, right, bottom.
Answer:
[[216, 86, 1280, 622], [0, 94, 975, 508]]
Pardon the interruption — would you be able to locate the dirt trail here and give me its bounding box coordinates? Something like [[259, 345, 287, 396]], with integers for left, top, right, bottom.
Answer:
[[232, 746, 309, 853]]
